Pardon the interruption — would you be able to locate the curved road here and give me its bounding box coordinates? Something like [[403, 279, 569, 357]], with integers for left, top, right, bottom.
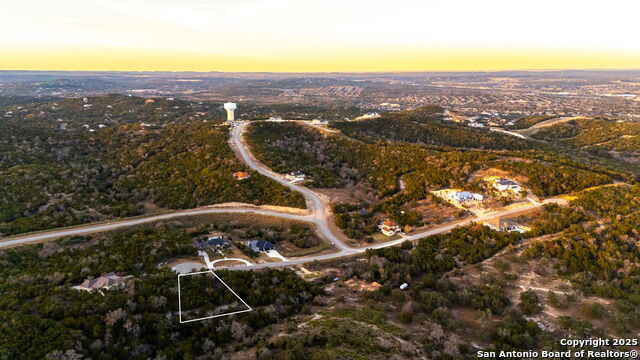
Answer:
[[230, 122, 355, 253], [1, 120, 559, 270]]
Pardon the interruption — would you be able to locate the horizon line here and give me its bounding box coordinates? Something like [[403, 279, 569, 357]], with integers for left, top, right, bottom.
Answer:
[[3, 68, 640, 74]]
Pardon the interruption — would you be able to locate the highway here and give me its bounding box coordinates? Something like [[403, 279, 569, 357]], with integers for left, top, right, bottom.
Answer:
[[1, 120, 558, 270]]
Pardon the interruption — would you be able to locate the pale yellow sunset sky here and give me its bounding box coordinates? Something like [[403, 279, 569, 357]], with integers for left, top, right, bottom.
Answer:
[[1, 0, 639, 72]]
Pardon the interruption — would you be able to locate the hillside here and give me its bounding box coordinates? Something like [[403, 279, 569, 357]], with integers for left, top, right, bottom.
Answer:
[[246, 119, 627, 241], [0, 96, 304, 236], [2, 184, 640, 359], [532, 117, 640, 162], [333, 106, 533, 151]]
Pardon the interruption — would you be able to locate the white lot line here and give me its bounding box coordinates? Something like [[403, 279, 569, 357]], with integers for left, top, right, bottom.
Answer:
[[177, 270, 252, 323]]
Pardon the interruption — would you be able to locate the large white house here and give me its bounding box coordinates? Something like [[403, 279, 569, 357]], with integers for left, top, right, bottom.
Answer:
[[493, 178, 522, 194], [448, 191, 484, 202]]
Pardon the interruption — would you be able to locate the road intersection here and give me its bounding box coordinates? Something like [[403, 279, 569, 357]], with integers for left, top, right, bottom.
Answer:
[[0, 121, 560, 270]]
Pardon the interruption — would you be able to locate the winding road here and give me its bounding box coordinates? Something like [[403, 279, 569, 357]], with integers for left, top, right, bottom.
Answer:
[[0, 120, 559, 270]]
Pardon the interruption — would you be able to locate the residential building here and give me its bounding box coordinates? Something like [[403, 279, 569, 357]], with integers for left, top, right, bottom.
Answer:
[[196, 235, 230, 250], [493, 178, 522, 193], [378, 219, 401, 236], [284, 171, 305, 182], [467, 122, 485, 128], [73, 273, 127, 292], [360, 112, 380, 119], [448, 191, 484, 202], [233, 171, 251, 180], [247, 240, 274, 252], [483, 217, 527, 233]]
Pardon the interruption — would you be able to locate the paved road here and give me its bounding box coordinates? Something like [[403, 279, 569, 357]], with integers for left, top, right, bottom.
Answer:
[[2, 120, 558, 271], [234, 198, 563, 270], [230, 122, 356, 253], [0, 207, 311, 248]]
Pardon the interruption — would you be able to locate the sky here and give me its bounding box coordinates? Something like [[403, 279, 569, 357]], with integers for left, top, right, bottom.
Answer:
[[2, 0, 640, 72]]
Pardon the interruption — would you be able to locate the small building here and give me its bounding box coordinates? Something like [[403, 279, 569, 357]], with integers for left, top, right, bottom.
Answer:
[[311, 118, 329, 126], [378, 219, 401, 236], [483, 217, 527, 233], [268, 116, 284, 122], [493, 178, 522, 194], [233, 171, 251, 180], [448, 191, 484, 202], [247, 240, 274, 252], [359, 112, 380, 119], [144, 98, 155, 105], [73, 273, 127, 293], [284, 171, 305, 182]]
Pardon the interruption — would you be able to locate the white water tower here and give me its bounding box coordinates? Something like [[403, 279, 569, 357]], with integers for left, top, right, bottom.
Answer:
[[223, 102, 237, 123]]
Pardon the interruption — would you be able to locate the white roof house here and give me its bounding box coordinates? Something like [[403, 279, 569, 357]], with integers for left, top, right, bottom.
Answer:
[[449, 191, 484, 202], [493, 178, 522, 193], [284, 171, 305, 182]]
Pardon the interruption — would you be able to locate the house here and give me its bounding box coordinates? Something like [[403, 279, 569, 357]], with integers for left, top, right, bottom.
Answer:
[[467, 122, 485, 128], [448, 191, 484, 202], [233, 171, 251, 180], [378, 219, 401, 236], [311, 118, 329, 125], [284, 171, 305, 182], [247, 240, 274, 252], [197, 235, 230, 250], [483, 217, 527, 233], [493, 178, 522, 194], [73, 273, 127, 292], [359, 112, 380, 119]]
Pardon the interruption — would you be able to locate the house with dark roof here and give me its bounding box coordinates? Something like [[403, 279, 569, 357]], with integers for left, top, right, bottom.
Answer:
[[247, 240, 274, 252], [205, 236, 230, 250]]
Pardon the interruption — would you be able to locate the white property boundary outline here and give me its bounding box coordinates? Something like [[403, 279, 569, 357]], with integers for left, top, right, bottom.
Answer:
[[177, 270, 252, 323]]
